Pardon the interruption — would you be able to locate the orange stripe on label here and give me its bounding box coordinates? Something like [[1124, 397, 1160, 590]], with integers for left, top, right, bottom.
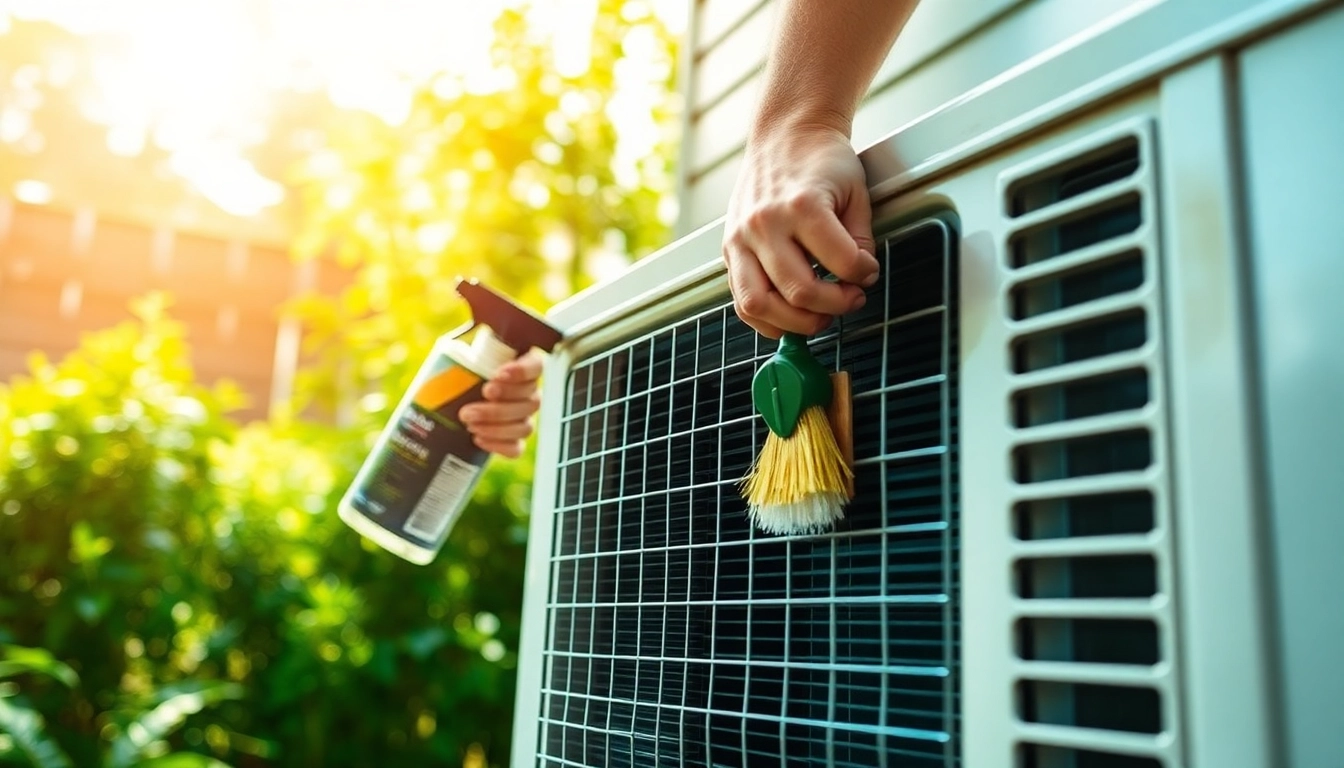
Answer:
[[413, 365, 480, 410]]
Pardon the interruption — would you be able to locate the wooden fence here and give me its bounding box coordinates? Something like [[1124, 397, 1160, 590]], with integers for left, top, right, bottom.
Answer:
[[0, 198, 349, 422]]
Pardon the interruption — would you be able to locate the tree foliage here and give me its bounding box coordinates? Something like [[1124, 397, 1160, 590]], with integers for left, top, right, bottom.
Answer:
[[0, 2, 680, 766], [289, 0, 679, 416]]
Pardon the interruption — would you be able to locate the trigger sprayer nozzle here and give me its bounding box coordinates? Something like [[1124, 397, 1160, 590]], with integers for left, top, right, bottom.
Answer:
[[455, 279, 564, 356]]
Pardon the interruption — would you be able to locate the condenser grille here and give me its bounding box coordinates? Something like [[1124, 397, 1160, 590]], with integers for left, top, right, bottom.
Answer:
[[538, 217, 960, 767]]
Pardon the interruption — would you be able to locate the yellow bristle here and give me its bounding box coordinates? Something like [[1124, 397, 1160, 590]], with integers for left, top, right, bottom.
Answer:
[[741, 405, 854, 535]]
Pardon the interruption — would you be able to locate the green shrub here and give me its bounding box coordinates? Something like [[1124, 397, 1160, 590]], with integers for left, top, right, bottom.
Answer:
[[0, 297, 532, 767]]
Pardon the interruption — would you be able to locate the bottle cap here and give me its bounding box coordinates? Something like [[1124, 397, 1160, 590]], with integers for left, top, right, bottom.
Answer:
[[469, 326, 517, 374], [456, 278, 564, 355]]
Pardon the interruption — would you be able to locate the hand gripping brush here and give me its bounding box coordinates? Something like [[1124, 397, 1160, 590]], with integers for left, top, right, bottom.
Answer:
[[740, 332, 855, 535]]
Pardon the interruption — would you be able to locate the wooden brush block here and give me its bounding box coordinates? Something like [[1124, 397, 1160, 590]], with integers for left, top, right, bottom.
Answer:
[[827, 371, 855, 499]]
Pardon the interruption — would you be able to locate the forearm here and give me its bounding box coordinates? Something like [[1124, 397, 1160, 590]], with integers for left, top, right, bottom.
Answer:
[[750, 0, 920, 140]]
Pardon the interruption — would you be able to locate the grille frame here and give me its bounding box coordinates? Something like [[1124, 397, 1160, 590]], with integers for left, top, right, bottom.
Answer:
[[528, 216, 962, 767]]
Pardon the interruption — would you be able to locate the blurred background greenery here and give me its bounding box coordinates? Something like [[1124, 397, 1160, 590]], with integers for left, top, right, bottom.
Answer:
[[0, 1, 682, 766]]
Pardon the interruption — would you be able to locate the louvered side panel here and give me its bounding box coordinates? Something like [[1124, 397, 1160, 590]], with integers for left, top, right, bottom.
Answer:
[[964, 114, 1184, 768]]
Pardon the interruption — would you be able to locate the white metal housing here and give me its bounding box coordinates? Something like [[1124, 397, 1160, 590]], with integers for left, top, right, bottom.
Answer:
[[512, 1, 1344, 766]]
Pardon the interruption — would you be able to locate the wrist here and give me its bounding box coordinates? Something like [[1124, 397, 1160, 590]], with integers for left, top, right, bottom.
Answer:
[[747, 106, 854, 151]]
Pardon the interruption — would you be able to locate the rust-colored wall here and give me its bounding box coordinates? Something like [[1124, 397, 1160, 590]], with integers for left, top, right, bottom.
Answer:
[[0, 198, 349, 423]]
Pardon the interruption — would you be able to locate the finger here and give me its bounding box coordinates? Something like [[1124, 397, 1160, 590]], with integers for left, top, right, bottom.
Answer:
[[732, 301, 786, 340], [744, 316, 785, 340], [793, 191, 880, 288], [496, 351, 543, 382], [459, 399, 540, 425], [756, 234, 865, 317], [795, 215, 881, 290], [726, 244, 831, 337], [722, 237, 782, 339], [482, 380, 539, 402], [838, 181, 878, 267], [473, 437, 525, 458], [466, 419, 535, 442]]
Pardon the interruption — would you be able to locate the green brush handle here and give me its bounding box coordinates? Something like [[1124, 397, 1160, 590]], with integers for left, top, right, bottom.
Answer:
[[752, 332, 833, 438]]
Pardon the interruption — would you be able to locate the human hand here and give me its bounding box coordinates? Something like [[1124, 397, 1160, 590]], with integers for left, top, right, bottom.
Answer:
[[457, 350, 543, 458], [722, 124, 881, 338]]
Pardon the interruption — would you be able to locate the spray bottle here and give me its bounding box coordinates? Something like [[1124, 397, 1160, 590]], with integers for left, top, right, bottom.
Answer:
[[338, 279, 563, 565]]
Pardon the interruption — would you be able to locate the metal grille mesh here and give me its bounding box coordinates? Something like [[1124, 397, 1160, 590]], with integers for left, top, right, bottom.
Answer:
[[538, 218, 959, 767]]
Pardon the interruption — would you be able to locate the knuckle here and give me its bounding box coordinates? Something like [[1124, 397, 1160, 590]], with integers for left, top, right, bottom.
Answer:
[[743, 206, 774, 234], [723, 233, 749, 261], [779, 279, 818, 306], [785, 192, 821, 217], [738, 291, 767, 318]]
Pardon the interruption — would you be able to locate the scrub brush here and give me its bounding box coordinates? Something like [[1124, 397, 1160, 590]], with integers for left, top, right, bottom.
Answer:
[[740, 332, 855, 535]]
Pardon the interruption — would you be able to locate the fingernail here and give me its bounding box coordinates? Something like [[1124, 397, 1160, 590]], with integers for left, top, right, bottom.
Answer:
[[861, 271, 879, 287], [853, 293, 867, 310], [459, 406, 478, 422], [482, 383, 499, 399]]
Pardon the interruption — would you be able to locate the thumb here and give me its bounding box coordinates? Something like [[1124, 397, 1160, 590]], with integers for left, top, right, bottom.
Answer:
[[839, 182, 878, 280], [839, 181, 876, 256]]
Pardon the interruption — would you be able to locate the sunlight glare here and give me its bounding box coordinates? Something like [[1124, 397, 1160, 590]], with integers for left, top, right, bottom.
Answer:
[[5, 0, 689, 216], [105, 123, 147, 157], [532, 0, 598, 78], [13, 178, 53, 205], [169, 146, 285, 217]]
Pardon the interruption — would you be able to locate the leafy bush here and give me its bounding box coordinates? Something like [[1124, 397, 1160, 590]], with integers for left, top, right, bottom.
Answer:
[[0, 298, 534, 767], [0, 3, 682, 765]]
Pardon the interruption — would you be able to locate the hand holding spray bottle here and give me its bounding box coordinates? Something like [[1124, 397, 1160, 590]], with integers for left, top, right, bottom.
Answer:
[[338, 279, 563, 564]]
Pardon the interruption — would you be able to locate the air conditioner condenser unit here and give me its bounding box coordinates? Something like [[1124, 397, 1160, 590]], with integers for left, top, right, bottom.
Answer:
[[509, 2, 1344, 766]]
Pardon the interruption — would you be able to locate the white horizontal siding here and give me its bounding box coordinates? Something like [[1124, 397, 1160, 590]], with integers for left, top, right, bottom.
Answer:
[[678, 0, 1148, 235], [692, 2, 774, 114], [694, 0, 771, 55]]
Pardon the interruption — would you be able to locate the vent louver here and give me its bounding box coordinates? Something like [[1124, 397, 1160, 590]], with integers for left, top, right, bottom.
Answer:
[[998, 120, 1184, 767], [537, 217, 960, 766]]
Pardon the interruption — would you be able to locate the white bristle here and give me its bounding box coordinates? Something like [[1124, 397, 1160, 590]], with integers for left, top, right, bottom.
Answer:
[[748, 491, 848, 535]]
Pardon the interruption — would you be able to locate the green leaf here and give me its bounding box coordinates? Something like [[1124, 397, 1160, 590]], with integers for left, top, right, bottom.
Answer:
[[132, 753, 233, 768], [106, 683, 244, 768], [0, 646, 79, 687], [71, 521, 115, 563], [403, 626, 448, 660], [0, 696, 73, 768], [74, 593, 113, 625]]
